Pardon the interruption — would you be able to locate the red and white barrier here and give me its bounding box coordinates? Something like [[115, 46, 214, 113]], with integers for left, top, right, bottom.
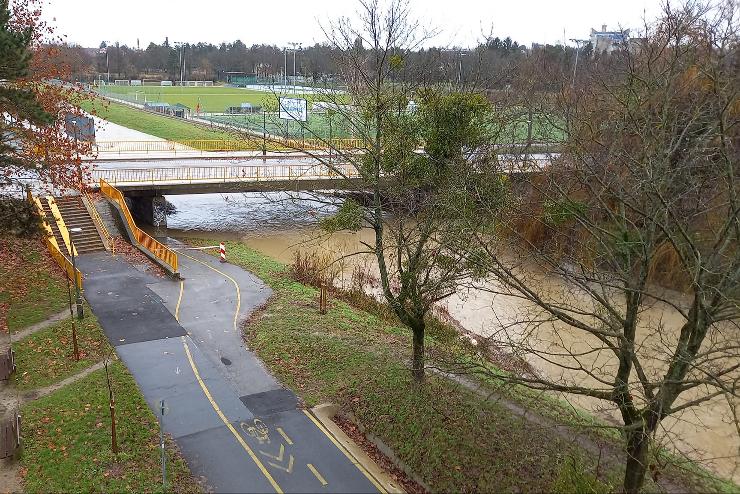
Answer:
[[219, 242, 226, 263]]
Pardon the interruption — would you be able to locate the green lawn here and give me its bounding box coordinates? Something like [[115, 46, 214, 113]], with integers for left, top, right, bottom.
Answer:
[[80, 98, 238, 142], [1, 236, 69, 332], [13, 309, 110, 390], [184, 239, 617, 493], [21, 361, 200, 493]]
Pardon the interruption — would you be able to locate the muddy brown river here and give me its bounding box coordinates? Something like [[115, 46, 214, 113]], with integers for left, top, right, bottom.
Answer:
[[167, 193, 739, 483]]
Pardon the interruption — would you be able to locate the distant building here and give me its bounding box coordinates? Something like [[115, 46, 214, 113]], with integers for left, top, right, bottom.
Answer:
[[590, 24, 630, 54]]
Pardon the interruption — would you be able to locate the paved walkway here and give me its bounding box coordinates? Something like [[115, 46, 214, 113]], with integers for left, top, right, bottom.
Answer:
[[77, 248, 382, 493]]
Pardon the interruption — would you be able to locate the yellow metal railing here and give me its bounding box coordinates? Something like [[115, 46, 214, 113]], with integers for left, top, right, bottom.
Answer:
[[99, 179, 178, 273], [93, 138, 367, 153], [47, 196, 78, 257], [92, 163, 360, 185], [82, 193, 115, 254], [31, 196, 83, 289]]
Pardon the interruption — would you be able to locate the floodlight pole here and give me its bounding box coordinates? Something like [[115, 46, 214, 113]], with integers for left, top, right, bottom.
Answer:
[[569, 39, 588, 87], [286, 43, 301, 89], [283, 49, 287, 87]]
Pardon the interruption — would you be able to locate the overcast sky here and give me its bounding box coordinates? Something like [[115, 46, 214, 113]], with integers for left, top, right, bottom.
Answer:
[[42, 0, 664, 49]]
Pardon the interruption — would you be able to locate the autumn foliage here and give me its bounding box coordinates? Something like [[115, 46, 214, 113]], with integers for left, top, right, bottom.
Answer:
[[1, 0, 94, 191]]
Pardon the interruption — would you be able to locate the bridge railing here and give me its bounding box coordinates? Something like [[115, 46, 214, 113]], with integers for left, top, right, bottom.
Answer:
[[99, 179, 178, 273], [92, 163, 360, 185], [93, 138, 367, 154]]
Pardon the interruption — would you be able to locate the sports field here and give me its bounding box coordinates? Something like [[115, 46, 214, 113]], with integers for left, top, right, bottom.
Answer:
[[204, 112, 357, 139], [97, 85, 337, 113], [92, 85, 563, 144]]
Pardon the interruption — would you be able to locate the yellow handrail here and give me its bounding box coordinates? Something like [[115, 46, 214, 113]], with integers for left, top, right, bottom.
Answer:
[[99, 179, 178, 273], [47, 196, 78, 257], [31, 196, 83, 289], [82, 193, 115, 254]]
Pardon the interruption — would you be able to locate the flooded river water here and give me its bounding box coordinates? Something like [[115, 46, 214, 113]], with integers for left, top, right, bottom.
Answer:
[[166, 192, 739, 483]]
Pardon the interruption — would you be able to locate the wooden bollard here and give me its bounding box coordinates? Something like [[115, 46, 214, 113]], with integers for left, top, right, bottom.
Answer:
[[319, 283, 328, 315]]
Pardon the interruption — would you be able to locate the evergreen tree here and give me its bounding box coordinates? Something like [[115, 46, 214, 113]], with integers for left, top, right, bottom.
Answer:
[[0, 0, 53, 170]]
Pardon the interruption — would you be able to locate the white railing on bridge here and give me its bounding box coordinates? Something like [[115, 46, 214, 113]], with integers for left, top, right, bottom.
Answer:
[[91, 163, 361, 186]]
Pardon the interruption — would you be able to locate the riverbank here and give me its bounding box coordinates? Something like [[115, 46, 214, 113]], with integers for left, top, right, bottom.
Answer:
[[185, 238, 737, 493], [166, 191, 738, 485]]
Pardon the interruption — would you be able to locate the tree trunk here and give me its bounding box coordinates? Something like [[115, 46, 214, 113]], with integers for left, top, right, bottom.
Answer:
[[412, 323, 425, 383], [623, 427, 650, 494]]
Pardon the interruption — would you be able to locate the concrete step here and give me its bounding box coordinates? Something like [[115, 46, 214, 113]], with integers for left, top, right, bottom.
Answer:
[[52, 195, 106, 253]]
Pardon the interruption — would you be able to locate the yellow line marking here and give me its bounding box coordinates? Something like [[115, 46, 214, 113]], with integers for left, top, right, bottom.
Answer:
[[181, 337, 283, 493], [302, 410, 387, 494], [276, 427, 293, 445], [178, 250, 241, 332], [175, 280, 184, 321], [307, 463, 328, 486]]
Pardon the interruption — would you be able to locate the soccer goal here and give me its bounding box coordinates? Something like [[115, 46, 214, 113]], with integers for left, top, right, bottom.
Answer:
[[113, 79, 130, 86]]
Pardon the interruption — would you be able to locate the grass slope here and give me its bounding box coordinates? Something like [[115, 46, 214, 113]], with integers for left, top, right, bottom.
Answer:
[[0, 236, 68, 332], [21, 361, 200, 493], [186, 239, 615, 493], [80, 98, 236, 141], [13, 309, 109, 390]]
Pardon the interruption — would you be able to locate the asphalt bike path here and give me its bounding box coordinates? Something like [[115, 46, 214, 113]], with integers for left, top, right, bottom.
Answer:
[[77, 249, 382, 493]]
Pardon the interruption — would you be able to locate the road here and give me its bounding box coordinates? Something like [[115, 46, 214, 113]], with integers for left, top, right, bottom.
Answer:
[[77, 245, 383, 493]]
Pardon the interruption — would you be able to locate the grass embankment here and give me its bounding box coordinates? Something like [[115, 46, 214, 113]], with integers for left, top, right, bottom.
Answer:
[[186, 239, 617, 493], [13, 308, 108, 390], [21, 361, 199, 493], [0, 236, 68, 332], [79, 98, 236, 141]]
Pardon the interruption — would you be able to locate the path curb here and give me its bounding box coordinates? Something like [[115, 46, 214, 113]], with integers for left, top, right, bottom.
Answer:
[[311, 403, 406, 494]]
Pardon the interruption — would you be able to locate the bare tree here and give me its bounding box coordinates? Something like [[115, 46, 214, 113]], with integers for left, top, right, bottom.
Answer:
[[465, 3, 739, 492], [271, 0, 507, 382]]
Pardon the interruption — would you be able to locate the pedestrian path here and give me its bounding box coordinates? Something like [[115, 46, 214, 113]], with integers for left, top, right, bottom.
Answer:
[[77, 250, 383, 493]]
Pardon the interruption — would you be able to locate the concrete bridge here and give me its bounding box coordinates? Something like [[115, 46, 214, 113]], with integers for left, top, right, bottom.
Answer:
[[89, 152, 553, 228]]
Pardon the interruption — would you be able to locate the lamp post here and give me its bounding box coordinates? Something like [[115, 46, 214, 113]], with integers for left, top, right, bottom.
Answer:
[[65, 267, 79, 361], [69, 227, 84, 319]]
